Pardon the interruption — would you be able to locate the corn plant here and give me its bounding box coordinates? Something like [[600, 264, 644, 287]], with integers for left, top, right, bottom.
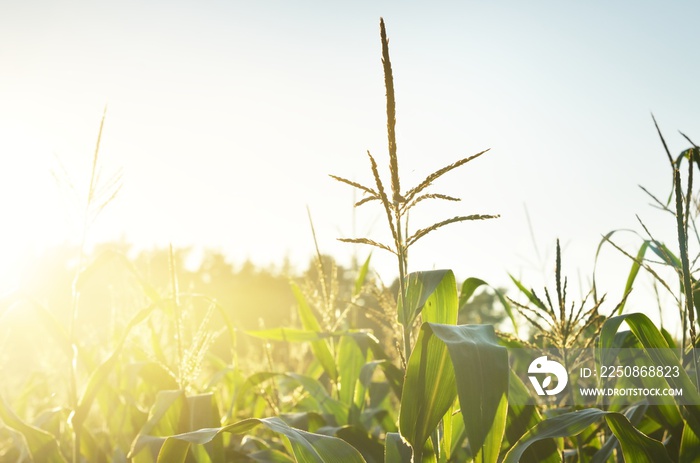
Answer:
[[331, 18, 498, 361]]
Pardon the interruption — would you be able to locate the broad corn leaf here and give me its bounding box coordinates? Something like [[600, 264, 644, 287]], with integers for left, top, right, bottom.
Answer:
[[604, 413, 673, 463], [129, 390, 223, 462], [399, 323, 456, 460], [421, 270, 458, 325], [398, 270, 452, 327], [399, 323, 508, 463], [337, 335, 366, 421], [430, 324, 508, 463]]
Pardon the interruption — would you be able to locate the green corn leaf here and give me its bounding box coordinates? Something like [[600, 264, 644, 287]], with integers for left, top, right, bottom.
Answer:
[[459, 277, 486, 305], [649, 241, 682, 269], [421, 270, 458, 325], [649, 241, 700, 324], [399, 324, 456, 459], [357, 333, 404, 398], [355, 359, 402, 415], [385, 432, 412, 463], [446, 400, 469, 461], [398, 270, 452, 327], [249, 448, 296, 462], [149, 416, 366, 463], [598, 325, 680, 426], [508, 274, 547, 311], [187, 394, 224, 462], [441, 402, 455, 461], [353, 254, 372, 298], [279, 412, 326, 432], [137, 390, 188, 439], [129, 391, 223, 462], [432, 324, 508, 463], [661, 327, 677, 348], [337, 336, 366, 420], [680, 422, 700, 463], [590, 403, 648, 463], [399, 323, 508, 463], [600, 313, 700, 435], [604, 413, 673, 463], [504, 408, 672, 463], [600, 312, 670, 350], [355, 361, 381, 417], [459, 277, 518, 335], [291, 282, 338, 381], [617, 240, 650, 314], [0, 395, 67, 462]]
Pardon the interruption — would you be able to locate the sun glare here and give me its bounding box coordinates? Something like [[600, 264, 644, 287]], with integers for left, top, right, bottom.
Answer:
[[0, 126, 74, 294]]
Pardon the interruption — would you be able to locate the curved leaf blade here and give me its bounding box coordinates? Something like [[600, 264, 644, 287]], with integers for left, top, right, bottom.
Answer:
[[0, 395, 67, 463], [503, 409, 598, 463], [421, 270, 458, 325], [151, 416, 367, 463], [604, 413, 673, 463], [503, 408, 673, 463], [385, 432, 412, 463], [459, 277, 518, 335], [431, 324, 508, 463], [399, 323, 456, 459], [398, 270, 452, 327], [399, 323, 508, 463]]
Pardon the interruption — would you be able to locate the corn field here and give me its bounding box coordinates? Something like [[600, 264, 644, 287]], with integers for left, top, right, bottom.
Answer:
[[2, 18, 700, 463]]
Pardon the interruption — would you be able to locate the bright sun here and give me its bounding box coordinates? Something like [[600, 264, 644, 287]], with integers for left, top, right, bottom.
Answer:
[[0, 125, 76, 294]]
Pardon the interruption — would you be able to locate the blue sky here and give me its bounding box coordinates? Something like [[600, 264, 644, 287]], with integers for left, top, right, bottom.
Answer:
[[2, 1, 699, 329]]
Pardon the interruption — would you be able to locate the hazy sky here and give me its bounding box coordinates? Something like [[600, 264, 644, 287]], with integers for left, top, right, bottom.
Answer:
[[2, 1, 699, 328]]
